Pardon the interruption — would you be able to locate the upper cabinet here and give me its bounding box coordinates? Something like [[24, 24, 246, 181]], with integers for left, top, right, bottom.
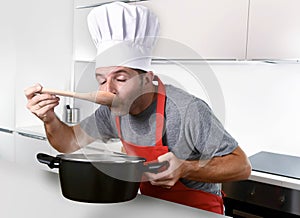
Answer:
[[73, 0, 249, 61], [247, 0, 300, 60], [73, 0, 300, 61], [74, 0, 98, 61], [0, 1, 16, 130], [138, 0, 249, 60], [14, 0, 74, 128]]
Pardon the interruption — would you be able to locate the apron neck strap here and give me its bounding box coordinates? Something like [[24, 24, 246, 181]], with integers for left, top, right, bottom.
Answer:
[[154, 76, 166, 147]]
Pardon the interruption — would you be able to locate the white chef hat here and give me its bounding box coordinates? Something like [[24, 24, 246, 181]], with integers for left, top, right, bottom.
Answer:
[[87, 2, 160, 71]]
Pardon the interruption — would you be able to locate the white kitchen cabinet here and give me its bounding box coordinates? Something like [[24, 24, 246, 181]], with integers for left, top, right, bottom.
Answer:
[[14, 0, 73, 128], [0, 1, 16, 131], [74, 0, 101, 61], [139, 0, 249, 60], [247, 0, 300, 60], [0, 129, 15, 162], [74, 0, 249, 61], [15, 132, 51, 170]]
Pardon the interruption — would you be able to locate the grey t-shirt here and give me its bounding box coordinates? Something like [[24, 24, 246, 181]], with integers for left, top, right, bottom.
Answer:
[[80, 84, 238, 196]]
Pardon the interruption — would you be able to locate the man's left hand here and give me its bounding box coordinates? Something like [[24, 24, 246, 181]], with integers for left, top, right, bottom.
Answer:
[[144, 152, 186, 189]]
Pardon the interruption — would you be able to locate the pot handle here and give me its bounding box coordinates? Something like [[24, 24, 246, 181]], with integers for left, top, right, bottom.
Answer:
[[144, 161, 170, 174], [36, 153, 60, 169]]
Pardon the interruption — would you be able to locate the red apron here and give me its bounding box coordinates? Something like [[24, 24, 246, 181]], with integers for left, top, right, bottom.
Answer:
[[115, 77, 224, 214]]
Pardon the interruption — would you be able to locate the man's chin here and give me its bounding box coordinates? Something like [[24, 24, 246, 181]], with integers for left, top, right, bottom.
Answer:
[[110, 106, 130, 116]]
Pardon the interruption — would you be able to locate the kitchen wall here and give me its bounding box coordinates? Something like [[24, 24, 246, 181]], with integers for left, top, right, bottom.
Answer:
[[75, 61, 300, 157], [155, 61, 300, 157], [209, 62, 300, 157]]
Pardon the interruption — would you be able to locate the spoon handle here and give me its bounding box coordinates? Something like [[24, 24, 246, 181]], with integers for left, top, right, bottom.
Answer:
[[41, 88, 95, 102], [40, 88, 76, 98], [40, 88, 115, 105]]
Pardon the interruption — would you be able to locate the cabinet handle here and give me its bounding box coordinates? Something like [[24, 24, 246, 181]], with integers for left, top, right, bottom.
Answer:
[[76, 0, 148, 9], [279, 195, 286, 206], [0, 128, 13, 134], [250, 187, 256, 196], [17, 132, 46, 141]]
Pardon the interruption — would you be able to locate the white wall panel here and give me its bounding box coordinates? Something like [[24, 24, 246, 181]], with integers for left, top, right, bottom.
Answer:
[[247, 0, 300, 59]]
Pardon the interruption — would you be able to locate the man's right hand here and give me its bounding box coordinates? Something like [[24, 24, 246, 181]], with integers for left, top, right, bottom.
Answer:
[[24, 83, 60, 123]]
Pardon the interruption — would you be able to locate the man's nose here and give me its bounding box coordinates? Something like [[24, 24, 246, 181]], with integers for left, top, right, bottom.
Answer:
[[105, 78, 117, 94]]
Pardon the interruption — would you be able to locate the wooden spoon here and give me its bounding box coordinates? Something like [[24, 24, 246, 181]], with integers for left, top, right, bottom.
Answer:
[[40, 88, 115, 105]]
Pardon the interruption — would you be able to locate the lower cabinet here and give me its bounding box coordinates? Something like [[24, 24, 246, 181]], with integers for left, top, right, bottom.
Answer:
[[222, 180, 300, 217], [15, 132, 52, 170], [0, 129, 15, 162]]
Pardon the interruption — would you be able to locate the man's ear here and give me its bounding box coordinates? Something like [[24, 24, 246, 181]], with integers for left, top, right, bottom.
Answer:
[[144, 71, 154, 85]]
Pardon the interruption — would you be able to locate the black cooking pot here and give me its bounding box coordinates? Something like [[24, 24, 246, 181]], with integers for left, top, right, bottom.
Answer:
[[37, 153, 168, 203]]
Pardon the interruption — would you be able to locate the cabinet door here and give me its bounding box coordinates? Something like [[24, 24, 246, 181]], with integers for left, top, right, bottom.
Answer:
[[247, 0, 300, 60], [0, 130, 15, 162], [14, 0, 73, 128], [74, 0, 100, 61], [74, 0, 249, 60], [139, 0, 249, 60], [0, 1, 16, 130], [15, 132, 51, 170]]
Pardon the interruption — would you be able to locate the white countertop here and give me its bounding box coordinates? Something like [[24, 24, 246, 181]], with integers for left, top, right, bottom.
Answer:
[[0, 160, 229, 218], [15, 125, 46, 138], [249, 170, 300, 191]]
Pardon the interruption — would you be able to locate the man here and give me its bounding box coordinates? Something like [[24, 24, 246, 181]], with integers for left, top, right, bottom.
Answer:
[[25, 2, 251, 214]]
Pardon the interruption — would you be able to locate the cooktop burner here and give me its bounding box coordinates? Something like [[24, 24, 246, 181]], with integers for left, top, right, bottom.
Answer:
[[249, 151, 300, 180]]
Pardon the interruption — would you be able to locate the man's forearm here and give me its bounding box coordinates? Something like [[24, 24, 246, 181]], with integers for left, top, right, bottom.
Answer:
[[44, 116, 80, 153], [182, 146, 252, 183]]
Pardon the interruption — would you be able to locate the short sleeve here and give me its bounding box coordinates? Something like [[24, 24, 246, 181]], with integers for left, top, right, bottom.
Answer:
[[171, 99, 238, 160]]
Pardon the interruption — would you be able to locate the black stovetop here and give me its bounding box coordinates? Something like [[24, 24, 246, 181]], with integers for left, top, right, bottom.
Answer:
[[249, 151, 300, 180]]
